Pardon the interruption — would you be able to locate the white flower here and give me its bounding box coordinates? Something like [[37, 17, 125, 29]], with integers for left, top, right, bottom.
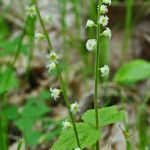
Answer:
[[101, 27, 112, 39], [46, 62, 56, 72], [86, 20, 95, 28], [70, 102, 79, 114], [35, 32, 45, 40], [26, 5, 36, 17], [62, 120, 72, 131], [86, 39, 97, 52], [44, 15, 53, 23], [100, 5, 108, 14], [99, 65, 109, 77], [46, 51, 59, 62], [98, 15, 109, 27], [74, 148, 81, 150], [50, 88, 61, 100], [103, 0, 111, 6]]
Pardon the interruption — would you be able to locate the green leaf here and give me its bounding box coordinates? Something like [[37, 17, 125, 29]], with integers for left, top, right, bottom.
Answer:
[[113, 59, 150, 85], [0, 68, 18, 94], [39, 90, 50, 101], [21, 100, 50, 120], [3, 105, 18, 120], [0, 17, 9, 40], [51, 123, 100, 150], [25, 130, 41, 147], [0, 38, 28, 57], [82, 106, 125, 127]]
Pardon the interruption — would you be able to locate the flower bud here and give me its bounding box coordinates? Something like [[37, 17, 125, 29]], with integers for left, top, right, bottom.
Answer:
[[74, 148, 81, 150], [26, 5, 36, 17], [62, 120, 72, 131], [101, 27, 112, 39], [99, 65, 109, 77], [35, 32, 45, 40], [70, 102, 79, 114], [103, 0, 112, 6], [100, 5, 108, 14], [86, 20, 95, 28], [86, 39, 97, 52], [46, 62, 56, 72]]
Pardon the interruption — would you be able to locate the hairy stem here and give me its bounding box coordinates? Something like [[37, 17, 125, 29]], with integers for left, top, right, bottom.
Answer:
[[94, 1, 102, 150]]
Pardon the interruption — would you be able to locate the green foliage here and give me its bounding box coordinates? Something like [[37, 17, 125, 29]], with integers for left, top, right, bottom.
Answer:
[[137, 104, 149, 149], [2, 90, 60, 148], [0, 68, 18, 94], [15, 96, 50, 130], [51, 123, 100, 150], [0, 17, 9, 40], [82, 106, 125, 127], [0, 38, 28, 57], [113, 59, 150, 85], [51, 106, 125, 150]]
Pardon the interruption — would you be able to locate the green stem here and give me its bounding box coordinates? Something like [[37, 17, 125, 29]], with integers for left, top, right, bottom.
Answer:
[[121, 0, 133, 64], [94, 1, 102, 150], [34, 0, 52, 52], [56, 64, 81, 148], [17, 139, 23, 150]]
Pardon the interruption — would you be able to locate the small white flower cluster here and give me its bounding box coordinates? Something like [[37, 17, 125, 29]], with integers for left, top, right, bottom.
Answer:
[[46, 51, 60, 72], [99, 0, 112, 39], [62, 119, 72, 131], [35, 32, 45, 41], [50, 88, 61, 101], [99, 65, 109, 77], [26, 5, 36, 17], [70, 102, 79, 114], [44, 15, 53, 24]]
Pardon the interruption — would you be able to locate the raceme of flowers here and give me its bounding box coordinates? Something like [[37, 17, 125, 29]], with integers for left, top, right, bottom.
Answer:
[[86, 0, 112, 51], [86, 0, 111, 78]]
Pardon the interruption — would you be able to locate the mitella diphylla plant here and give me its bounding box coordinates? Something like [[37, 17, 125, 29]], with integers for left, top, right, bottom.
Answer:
[[28, 0, 125, 149]]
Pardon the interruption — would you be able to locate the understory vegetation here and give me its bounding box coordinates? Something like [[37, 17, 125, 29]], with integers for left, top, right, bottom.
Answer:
[[0, 0, 150, 150]]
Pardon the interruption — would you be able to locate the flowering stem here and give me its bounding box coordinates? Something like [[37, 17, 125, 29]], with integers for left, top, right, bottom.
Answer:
[[34, 1, 80, 147], [94, 1, 102, 150], [34, 0, 52, 51], [55, 63, 81, 148]]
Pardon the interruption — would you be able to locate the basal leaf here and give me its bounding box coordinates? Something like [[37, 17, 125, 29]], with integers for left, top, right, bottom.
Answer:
[[50, 123, 100, 150], [82, 106, 125, 127], [113, 59, 150, 85]]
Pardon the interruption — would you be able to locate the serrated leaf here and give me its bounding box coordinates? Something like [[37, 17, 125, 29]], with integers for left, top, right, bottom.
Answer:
[[82, 106, 125, 127], [113, 59, 150, 85], [50, 123, 100, 150]]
